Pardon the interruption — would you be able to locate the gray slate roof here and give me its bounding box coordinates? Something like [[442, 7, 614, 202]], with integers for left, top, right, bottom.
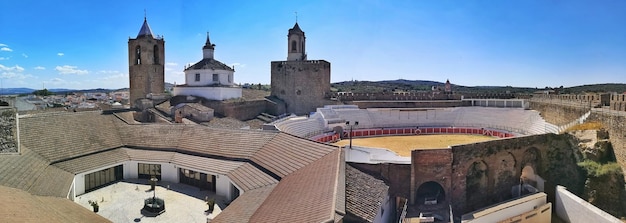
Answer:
[[184, 58, 234, 71], [137, 18, 154, 38]]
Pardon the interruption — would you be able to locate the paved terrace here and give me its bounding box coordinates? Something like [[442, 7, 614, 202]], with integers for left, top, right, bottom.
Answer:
[[76, 179, 225, 223]]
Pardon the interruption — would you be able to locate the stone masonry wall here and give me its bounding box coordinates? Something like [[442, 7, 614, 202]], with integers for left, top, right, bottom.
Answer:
[[270, 60, 331, 115], [0, 107, 18, 153], [448, 134, 584, 214], [529, 101, 588, 126]]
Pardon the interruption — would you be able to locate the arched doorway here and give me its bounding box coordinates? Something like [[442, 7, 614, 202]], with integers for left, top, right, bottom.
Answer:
[[416, 181, 445, 205]]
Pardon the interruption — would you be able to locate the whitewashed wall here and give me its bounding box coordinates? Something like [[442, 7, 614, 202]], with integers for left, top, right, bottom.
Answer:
[[172, 86, 242, 101]]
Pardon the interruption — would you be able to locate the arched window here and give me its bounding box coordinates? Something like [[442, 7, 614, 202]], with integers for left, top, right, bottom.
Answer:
[[291, 40, 297, 52], [153, 45, 159, 64], [135, 46, 141, 65]]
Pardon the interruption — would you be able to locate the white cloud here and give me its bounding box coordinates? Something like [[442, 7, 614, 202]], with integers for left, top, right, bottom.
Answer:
[[55, 65, 88, 75], [0, 47, 12, 52], [22, 53, 28, 58], [0, 64, 24, 72], [166, 62, 178, 66], [57, 52, 64, 56], [230, 63, 246, 68], [0, 57, 8, 60], [34, 66, 45, 70], [0, 44, 7, 47], [0, 64, 30, 80]]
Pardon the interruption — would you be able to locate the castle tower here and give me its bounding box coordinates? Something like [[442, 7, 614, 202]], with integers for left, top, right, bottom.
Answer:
[[270, 22, 330, 115], [287, 23, 306, 61], [128, 17, 165, 108]]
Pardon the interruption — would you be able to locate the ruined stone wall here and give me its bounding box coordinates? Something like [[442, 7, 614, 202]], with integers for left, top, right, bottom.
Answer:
[[610, 94, 626, 112], [587, 111, 626, 172], [202, 99, 269, 120], [349, 163, 411, 199], [270, 60, 331, 115], [448, 134, 584, 214], [0, 107, 18, 153], [529, 100, 589, 125], [410, 149, 453, 205]]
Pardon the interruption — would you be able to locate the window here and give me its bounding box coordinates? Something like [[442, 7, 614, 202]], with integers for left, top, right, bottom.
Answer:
[[153, 45, 159, 64], [138, 163, 161, 180], [291, 40, 297, 52], [135, 46, 141, 64], [213, 74, 219, 82], [195, 73, 200, 82]]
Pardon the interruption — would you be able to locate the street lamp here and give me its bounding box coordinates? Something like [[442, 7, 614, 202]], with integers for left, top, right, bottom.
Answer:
[[345, 121, 359, 148]]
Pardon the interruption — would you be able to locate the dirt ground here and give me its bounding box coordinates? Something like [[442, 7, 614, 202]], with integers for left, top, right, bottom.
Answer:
[[333, 134, 497, 157]]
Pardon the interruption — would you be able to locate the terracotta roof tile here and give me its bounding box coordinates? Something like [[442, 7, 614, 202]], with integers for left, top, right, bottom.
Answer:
[[52, 148, 130, 174], [177, 126, 276, 159], [28, 165, 74, 197], [251, 133, 336, 178], [227, 163, 278, 191], [0, 147, 54, 192], [0, 186, 110, 223], [171, 152, 243, 175], [19, 111, 123, 162], [345, 165, 389, 223], [211, 184, 276, 223], [249, 149, 342, 223]]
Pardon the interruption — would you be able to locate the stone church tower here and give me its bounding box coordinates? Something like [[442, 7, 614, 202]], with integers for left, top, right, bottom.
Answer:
[[270, 22, 331, 115], [128, 17, 165, 108]]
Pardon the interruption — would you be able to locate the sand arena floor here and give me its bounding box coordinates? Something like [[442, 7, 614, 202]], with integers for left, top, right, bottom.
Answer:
[[333, 134, 496, 157]]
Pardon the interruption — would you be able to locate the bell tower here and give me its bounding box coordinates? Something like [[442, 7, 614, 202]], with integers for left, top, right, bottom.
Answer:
[[128, 17, 165, 108], [287, 23, 306, 61]]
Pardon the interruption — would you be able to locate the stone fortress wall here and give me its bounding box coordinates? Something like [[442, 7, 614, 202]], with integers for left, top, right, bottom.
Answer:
[[270, 60, 331, 115], [0, 107, 18, 153]]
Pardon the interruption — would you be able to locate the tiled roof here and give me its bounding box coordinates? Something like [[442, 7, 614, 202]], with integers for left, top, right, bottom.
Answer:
[[249, 149, 342, 222], [227, 163, 278, 191], [5, 111, 344, 222], [211, 184, 276, 223], [345, 165, 389, 223], [251, 133, 336, 178], [28, 165, 75, 197], [52, 148, 130, 174], [185, 58, 234, 71], [177, 126, 276, 159], [171, 152, 243, 175], [0, 147, 71, 197], [19, 111, 124, 163], [0, 186, 110, 223], [185, 103, 213, 112]]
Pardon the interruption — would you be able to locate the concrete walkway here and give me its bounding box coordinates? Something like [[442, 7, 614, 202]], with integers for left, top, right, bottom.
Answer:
[[75, 179, 226, 223]]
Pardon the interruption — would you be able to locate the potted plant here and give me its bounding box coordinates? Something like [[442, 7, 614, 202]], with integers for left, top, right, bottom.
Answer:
[[88, 200, 99, 213], [206, 198, 215, 213]]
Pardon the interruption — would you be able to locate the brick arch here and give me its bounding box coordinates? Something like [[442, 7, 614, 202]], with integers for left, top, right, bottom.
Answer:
[[466, 160, 490, 210], [521, 147, 542, 174], [416, 181, 446, 205], [493, 152, 517, 202]]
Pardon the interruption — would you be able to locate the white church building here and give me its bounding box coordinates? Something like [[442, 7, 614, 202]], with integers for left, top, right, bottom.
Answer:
[[172, 33, 242, 101]]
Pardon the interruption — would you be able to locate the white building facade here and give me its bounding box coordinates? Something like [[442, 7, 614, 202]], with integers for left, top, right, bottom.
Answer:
[[172, 33, 242, 101]]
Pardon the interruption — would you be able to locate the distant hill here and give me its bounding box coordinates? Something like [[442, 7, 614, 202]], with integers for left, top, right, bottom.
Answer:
[[332, 79, 626, 94]]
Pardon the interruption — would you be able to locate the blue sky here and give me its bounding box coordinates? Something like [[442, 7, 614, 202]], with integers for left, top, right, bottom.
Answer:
[[0, 0, 625, 90]]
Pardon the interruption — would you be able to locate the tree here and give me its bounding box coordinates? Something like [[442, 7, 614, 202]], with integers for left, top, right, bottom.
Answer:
[[33, 89, 54, 96]]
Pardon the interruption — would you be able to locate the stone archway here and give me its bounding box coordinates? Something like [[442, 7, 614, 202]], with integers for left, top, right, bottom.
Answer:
[[522, 147, 541, 175], [466, 160, 489, 209], [415, 181, 445, 205]]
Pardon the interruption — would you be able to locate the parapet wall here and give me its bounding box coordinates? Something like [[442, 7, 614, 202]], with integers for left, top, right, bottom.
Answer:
[[529, 100, 589, 126], [555, 186, 622, 223], [350, 100, 469, 109], [0, 107, 18, 153]]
